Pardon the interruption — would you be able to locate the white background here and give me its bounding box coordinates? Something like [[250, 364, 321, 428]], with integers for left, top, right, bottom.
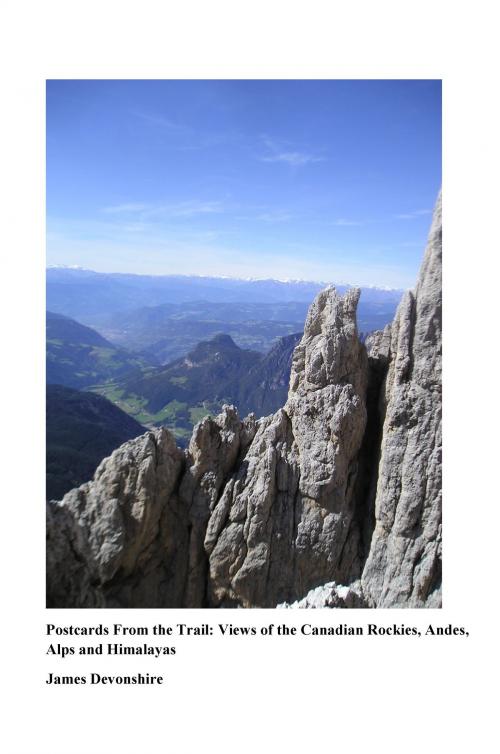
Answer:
[[1, 1, 499, 752]]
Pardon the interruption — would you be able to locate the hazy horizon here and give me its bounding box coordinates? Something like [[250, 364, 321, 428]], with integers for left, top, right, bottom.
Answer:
[[46, 263, 407, 290]]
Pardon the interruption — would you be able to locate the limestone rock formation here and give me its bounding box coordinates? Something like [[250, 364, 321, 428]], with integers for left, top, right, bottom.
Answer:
[[178, 406, 257, 607], [205, 287, 368, 607], [46, 429, 186, 607], [361, 192, 442, 607], [46, 193, 442, 609]]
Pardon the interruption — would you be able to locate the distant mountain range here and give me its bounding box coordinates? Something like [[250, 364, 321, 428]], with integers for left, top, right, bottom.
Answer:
[[47, 267, 403, 313], [47, 268, 402, 364], [46, 384, 145, 500]]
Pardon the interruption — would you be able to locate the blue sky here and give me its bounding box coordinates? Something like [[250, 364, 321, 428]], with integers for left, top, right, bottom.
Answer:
[[46, 79, 441, 288]]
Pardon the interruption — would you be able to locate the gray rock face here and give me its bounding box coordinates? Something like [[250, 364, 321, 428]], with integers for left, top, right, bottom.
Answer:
[[205, 288, 368, 607], [46, 194, 442, 609], [365, 325, 392, 365], [179, 406, 257, 607], [361, 192, 442, 607], [47, 429, 187, 607]]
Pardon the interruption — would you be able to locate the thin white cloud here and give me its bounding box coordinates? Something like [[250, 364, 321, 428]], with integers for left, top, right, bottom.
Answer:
[[132, 111, 190, 133], [121, 223, 149, 233], [332, 218, 364, 227], [261, 135, 282, 152], [257, 211, 294, 223], [395, 209, 432, 220], [261, 151, 324, 167], [146, 200, 224, 218], [102, 202, 148, 214], [102, 200, 225, 219], [259, 134, 325, 167], [132, 111, 242, 151]]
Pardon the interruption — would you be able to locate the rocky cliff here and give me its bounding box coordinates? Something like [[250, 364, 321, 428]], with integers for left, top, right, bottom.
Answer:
[[361, 192, 442, 607], [46, 193, 442, 609]]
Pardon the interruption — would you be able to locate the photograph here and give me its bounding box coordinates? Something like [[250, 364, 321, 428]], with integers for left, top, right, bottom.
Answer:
[[45, 79, 442, 609]]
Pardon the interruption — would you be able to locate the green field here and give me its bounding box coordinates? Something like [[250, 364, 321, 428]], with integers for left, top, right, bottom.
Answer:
[[91, 384, 214, 446]]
